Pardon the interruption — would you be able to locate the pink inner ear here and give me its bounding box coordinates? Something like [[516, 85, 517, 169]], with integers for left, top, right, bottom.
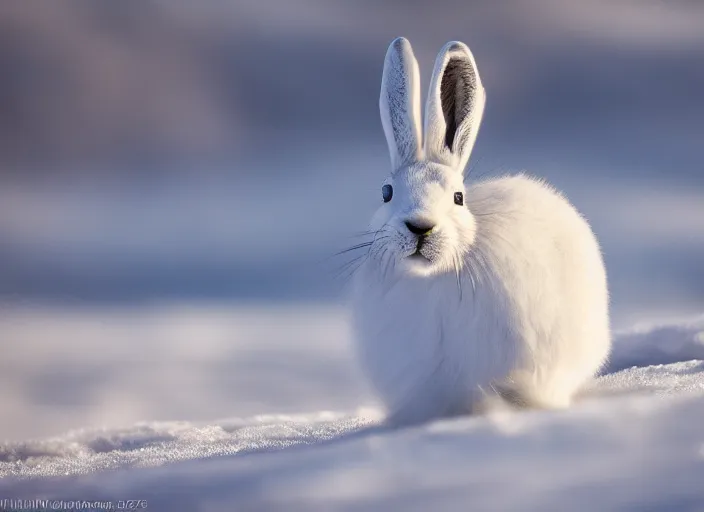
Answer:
[[440, 55, 477, 152]]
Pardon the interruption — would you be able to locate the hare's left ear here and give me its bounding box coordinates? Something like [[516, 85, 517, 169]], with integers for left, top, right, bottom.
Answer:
[[424, 41, 485, 173], [380, 37, 423, 172]]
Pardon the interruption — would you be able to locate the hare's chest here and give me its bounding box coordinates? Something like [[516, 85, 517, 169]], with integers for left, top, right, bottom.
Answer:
[[352, 274, 515, 417]]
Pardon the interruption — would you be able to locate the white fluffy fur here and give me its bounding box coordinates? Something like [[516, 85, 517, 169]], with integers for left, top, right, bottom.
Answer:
[[380, 37, 423, 170], [351, 38, 611, 426]]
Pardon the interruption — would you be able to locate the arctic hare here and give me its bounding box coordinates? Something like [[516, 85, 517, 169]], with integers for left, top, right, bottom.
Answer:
[[350, 37, 610, 426]]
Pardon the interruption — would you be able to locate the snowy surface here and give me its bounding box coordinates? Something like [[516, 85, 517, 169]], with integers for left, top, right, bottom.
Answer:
[[1, 308, 704, 511], [0, 304, 372, 442]]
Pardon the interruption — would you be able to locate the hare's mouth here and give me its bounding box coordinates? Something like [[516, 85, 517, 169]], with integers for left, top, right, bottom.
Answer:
[[408, 250, 429, 262], [406, 234, 435, 263]]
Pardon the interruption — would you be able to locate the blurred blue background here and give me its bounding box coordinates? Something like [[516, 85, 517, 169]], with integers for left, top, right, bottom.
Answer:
[[1, 0, 704, 442], [1, 0, 703, 324]]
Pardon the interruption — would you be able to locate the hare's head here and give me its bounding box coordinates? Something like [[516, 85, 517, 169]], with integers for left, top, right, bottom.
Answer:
[[367, 38, 486, 277]]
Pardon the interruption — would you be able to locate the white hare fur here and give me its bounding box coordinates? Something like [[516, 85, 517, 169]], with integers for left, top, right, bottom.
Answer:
[[351, 37, 610, 426]]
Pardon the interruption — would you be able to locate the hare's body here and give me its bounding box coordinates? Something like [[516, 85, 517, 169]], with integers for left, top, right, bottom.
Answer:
[[352, 174, 610, 424], [349, 37, 610, 425]]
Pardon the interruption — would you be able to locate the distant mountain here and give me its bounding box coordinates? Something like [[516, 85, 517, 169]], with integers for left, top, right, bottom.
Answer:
[[0, 1, 702, 179]]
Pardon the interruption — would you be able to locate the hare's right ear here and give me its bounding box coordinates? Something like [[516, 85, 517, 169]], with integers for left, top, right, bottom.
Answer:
[[380, 37, 422, 171], [424, 41, 485, 173]]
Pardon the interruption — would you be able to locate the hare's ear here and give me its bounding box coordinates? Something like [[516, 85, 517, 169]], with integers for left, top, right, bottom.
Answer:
[[380, 37, 423, 171], [424, 41, 485, 173]]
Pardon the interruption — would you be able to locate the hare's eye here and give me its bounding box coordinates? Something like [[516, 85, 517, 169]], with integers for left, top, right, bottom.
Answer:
[[454, 192, 464, 206], [382, 184, 393, 203]]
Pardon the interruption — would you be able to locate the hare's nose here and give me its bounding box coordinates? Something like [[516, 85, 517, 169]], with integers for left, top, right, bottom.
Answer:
[[405, 220, 435, 236]]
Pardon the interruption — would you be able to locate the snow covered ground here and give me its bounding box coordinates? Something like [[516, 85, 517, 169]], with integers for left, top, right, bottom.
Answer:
[[1, 306, 704, 510]]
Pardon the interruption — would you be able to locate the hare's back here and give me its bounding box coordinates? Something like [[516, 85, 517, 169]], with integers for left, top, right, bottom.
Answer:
[[467, 172, 607, 309], [467, 173, 609, 372], [467, 174, 598, 249]]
